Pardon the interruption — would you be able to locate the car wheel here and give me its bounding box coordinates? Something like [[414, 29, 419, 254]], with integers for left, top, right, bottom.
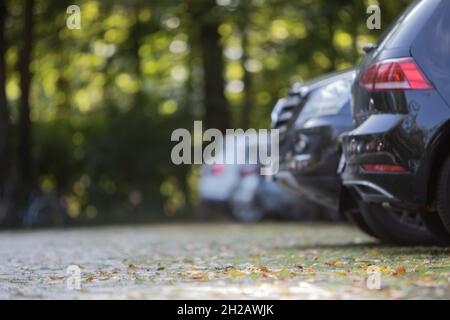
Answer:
[[436, 156, 450, 236], [419, 211, 450, 245], [196, 201, 211, 219], [230, 201, 265, 223], [344, 209, 378, 238], [358, 202, 439, 246]]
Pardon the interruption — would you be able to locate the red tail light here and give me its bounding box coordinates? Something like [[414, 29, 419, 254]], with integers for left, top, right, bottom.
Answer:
[[240, 166, 257, 177], [360, 57, 432, 91], [211, 164, 224, 175], [362, 164, 407, 173]]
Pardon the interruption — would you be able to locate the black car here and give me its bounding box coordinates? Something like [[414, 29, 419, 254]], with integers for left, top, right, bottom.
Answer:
[[342, 0, 450, 245], [272, 70, 366, 223]]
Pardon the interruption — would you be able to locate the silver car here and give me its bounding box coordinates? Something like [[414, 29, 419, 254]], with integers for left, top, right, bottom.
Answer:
[[198, 134, 331, 222]]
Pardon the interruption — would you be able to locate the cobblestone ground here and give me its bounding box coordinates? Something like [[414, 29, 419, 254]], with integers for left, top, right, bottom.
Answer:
[[1, 223, 450, 299]]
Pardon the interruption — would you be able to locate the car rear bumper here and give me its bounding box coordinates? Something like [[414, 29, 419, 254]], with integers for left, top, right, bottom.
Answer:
[[275, 170, 303, 195], [275, 169, 341, 210], [342, 114, 424, 207]]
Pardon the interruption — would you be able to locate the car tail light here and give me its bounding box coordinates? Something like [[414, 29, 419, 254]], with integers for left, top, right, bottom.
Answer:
[[361, 164, 407, 173], [210, 164, 224, 175], [360, 57, 432, 91], [240, 166, 257, 177]]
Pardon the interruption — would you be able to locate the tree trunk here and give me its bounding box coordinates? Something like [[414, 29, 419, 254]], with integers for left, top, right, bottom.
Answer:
[[0, 0, 10, 196], [239, 5, 252, 129], [200, 22, 229, 132], [187, 1, 229, 131], [18, 0, 34, 202], [351, 2, 362, 64]]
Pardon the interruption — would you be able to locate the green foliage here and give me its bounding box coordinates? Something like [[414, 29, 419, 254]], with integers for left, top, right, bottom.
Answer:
[[2, 0, 411, 225]]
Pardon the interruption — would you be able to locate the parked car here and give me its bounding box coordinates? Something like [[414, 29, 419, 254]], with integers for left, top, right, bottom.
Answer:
[[272, 70, 372, 227], [342, 0, 450, 245], [198, 134, 331, 222]]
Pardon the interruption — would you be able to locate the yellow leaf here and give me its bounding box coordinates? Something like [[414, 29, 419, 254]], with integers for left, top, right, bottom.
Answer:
[[225, 269, 246, 277], [277, 268, 294, 279], [380, 267, 391, 273]]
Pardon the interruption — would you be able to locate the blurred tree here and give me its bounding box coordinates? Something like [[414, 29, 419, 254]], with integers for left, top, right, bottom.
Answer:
[[237, 1, 252, 129], [18, 0, 35, 207], [0, 0, 11, 198], [0, 0, 414, 227], [188, 0, 229, 133]]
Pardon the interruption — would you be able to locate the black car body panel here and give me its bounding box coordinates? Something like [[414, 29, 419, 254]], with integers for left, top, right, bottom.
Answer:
[[273, 70, 356, 210], [342, 0, 450, 210], [412, 0, 450, 106]]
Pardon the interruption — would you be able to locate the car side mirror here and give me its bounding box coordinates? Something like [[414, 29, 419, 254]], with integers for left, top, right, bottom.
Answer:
[[362, 43, 377, 54]]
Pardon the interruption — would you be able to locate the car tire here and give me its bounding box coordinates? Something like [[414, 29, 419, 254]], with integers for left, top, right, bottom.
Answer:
[[344, 209, 378, 238], [230, 201, 265, 223], [196, 201, 211, 219], [419, 211, 450, 245], [358, 202, 439, 246], [436, 156, 450, 236]]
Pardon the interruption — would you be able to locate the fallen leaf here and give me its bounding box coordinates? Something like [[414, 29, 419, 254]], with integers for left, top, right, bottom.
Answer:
[[218, 264, 234, 271], [277, 268, 294, 280], [183, 258, 194, 264], [393, 266, 407, 276], [254, 264, 270, 272], [261, 272, 277, 279], [192, 273, 209, 281], [225, 269, 246, 277], [380, 267, 391, 273], [98, 277, 110, 281], [49, 275, 65, 281]]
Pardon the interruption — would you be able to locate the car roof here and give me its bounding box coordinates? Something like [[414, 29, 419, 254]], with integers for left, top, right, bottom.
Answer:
[[288, 68, 357, 97], [376, 0, 441, 50]]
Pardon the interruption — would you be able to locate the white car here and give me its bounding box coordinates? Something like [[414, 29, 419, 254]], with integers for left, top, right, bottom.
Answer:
[[198, 134, 330, 222]]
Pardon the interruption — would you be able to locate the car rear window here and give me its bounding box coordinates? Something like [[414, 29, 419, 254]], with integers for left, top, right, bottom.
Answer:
[[295, 78, 352, 126], [412, 0, 450, 105], [378, 0, 441, 50]]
